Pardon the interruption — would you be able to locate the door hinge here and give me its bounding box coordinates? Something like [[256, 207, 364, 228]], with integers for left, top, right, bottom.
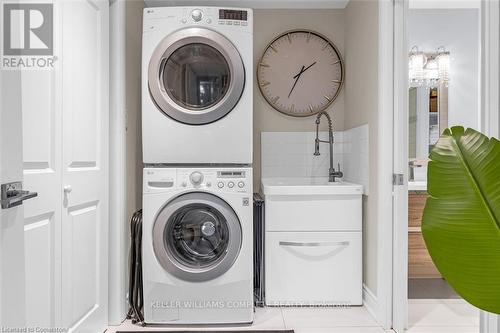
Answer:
[[393, 174, 404, 186]]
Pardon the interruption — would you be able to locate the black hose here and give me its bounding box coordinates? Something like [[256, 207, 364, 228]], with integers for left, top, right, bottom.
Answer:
[[128, 209, 144, 325]]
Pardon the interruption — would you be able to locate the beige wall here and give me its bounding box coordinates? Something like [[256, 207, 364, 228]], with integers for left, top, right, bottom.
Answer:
[[126, 0, 144, 221], [253, 9, 346, 190], [344, 0, 379, 295]]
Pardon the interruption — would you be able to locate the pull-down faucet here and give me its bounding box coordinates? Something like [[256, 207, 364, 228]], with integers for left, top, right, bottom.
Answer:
[[314, 111, 343, 182]]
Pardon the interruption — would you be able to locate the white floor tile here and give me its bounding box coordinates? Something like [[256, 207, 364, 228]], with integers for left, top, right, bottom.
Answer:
[[406, 326, 478, 333], [281, 306, 378, 328], [106, 307, 285, 332], [292, 328, 386, 333], [408, 299, 479, 328], [250, 307, 286, 329]]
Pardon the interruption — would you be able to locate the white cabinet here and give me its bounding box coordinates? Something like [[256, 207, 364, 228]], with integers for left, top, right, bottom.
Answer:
[[262, 178, 363, 306]]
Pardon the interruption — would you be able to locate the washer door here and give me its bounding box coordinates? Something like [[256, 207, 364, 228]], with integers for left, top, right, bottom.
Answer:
[[153, 192, 242, 282], [148, 27, 245, 125]]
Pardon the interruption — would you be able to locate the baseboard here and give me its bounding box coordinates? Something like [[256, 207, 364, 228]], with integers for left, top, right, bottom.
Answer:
[[363, 284, 378, 320]]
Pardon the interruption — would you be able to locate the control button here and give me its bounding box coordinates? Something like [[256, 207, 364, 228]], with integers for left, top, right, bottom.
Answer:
[[217, 181, 224, 188], [233, 21, 240, 26], [206, 182, 212, 187], [226, 21, 233, 25], [238, 181, 245, 188], [218, 21, 225, 25], [190, 171, 204, 186], [241, 22, 248, 26], [228, 181, 235, 188], [181, 18, 187, 24], [206, 18, 212, 24], [181, 181, 187, 187], [191, 9, 203, 22]]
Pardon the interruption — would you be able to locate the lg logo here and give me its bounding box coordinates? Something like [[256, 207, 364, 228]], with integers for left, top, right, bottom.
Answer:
[[3, 3, 53, 56]]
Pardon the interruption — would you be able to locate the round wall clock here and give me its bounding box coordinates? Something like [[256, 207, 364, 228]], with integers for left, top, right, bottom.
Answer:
[[257, 29, 344, 117]]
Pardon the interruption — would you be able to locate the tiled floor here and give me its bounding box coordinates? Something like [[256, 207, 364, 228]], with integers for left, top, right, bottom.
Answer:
[[407, 299, 479, 333], [106, 306, 388, 333], [107, 300, 480, 333], [408, 279, 460, 299]]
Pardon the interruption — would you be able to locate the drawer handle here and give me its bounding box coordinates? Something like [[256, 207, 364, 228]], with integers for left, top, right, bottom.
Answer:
[[279, 241, 350, 247]]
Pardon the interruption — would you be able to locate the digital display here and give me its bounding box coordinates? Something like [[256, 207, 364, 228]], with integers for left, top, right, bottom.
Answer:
[[218, 171, 245, 178], [219, 9, 248, 21]]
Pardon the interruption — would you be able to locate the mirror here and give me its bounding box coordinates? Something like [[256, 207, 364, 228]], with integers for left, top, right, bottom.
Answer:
[[408, 84, 448, 182]]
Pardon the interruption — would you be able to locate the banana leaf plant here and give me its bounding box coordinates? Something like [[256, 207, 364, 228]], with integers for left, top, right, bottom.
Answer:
[[422, 126, 500, 314]]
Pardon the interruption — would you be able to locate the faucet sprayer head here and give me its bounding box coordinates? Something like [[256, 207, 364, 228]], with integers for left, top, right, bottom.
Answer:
[[314, 139, 321, 156]]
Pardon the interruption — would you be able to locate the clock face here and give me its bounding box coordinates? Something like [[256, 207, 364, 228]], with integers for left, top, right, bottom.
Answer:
[[257, 30, 344, 117]]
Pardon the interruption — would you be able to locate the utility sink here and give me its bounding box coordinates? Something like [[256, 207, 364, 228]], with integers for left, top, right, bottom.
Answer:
[[261, 177, 363, 196], [260, 177, 364, 306]]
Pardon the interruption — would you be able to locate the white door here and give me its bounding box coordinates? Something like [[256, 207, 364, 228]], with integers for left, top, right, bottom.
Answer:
[[59, 1, 109, 331], [0, 59, 27, 329], [2, 0, 109, 332]]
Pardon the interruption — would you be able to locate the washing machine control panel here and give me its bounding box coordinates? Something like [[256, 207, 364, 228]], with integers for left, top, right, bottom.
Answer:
[[177, 169, 250, 193], [144, 168, 250, 193]]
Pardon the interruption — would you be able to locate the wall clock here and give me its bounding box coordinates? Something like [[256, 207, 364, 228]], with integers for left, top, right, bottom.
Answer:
[[257, 29, 344, 117]]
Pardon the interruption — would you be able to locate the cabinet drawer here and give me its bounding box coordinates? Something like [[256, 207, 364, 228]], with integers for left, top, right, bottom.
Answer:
[[264, 195, 362, 231], [265, 231, 362, 306]]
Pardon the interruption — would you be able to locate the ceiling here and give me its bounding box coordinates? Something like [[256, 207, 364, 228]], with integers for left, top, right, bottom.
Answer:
[[144, 0, 350, 9]]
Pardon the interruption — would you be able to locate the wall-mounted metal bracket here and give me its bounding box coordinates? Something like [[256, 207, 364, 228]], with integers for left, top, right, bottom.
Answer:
[[1, 181, 37, 209]]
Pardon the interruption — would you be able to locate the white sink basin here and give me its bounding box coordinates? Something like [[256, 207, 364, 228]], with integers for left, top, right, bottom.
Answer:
[[261, 177, 363, 196]]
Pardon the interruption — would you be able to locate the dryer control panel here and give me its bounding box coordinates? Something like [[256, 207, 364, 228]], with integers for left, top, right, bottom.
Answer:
[[144, 168, 252, 194], [143, 7, 253, 33]]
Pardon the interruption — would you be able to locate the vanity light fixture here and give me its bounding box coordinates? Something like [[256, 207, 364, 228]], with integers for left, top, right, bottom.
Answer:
[[409, 46, 426, 87], [436, 46, 450, 87], [409, 45, 450, 88]]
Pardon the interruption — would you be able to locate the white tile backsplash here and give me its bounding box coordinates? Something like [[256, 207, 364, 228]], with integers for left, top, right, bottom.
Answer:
[[261, 124, 369, 194]]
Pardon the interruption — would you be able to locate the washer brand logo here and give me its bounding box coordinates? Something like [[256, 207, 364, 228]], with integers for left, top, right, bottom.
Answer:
[[1, 3, 56, 69]]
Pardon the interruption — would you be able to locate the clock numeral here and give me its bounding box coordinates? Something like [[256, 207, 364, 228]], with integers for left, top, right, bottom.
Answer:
[[307, 32, 311, 43], [332, 79, 342, 84], [290, 104, 295, 112], [309, 104, 314, 112], [272, 96, 280, 104], [269, 44, 278, 53], [259, 63, 270, 68], [260, 81, 270, 87], [331, 60, 341, 65], [324, 95, 331, 102], [287, 33, 292, 43], [322, 42, 330, 51]]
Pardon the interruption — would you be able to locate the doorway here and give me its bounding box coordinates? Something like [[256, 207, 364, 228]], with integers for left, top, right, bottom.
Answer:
[[390, 1, 498, 332]]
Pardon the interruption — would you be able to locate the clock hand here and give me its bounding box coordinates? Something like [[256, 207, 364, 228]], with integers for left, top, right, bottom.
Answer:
[[288, 65, 305, 98], [292, 61, 317, 79]]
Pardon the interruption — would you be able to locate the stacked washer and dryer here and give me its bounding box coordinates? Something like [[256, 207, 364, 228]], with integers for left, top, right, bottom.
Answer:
[[141, 7, 254, 325]]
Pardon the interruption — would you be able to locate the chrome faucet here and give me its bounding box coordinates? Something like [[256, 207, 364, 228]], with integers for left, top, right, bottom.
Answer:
[[314, 111, 343, 182]]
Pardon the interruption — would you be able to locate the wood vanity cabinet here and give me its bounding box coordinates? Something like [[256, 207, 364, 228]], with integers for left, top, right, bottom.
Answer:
[[408, 191, 441, 278]]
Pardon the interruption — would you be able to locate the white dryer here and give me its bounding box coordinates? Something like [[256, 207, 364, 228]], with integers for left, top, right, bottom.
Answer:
[[142, 7, 253, 164], [142, 167, 254, 324]]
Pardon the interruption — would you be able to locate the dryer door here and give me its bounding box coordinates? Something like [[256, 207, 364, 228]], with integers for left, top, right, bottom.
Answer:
[[148, 27, 245, 125], [153, 192, 242, 282]]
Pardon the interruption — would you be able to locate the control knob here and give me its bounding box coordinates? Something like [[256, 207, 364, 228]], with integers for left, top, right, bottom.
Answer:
[[190, 171, 204, 186], [191, 9, 203, 22]]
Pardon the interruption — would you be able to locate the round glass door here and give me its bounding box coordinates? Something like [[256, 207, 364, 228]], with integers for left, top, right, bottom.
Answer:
[[163, 43, 230, 111], [153, 192, 242, 282], [148, 28, 245, 125]]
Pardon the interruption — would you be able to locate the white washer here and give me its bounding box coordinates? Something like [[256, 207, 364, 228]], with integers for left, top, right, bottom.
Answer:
[[142, 167, 254, 324], [142, 7, 253, 164]]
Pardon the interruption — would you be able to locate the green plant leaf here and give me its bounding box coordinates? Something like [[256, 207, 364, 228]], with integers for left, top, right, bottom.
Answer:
[[422, 126, 500, 314]]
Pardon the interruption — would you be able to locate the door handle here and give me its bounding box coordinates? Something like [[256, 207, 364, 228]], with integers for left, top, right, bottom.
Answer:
[[1, 181, 38, 209], [279, 241, 350, 247], [63, 185, 72, 193]]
